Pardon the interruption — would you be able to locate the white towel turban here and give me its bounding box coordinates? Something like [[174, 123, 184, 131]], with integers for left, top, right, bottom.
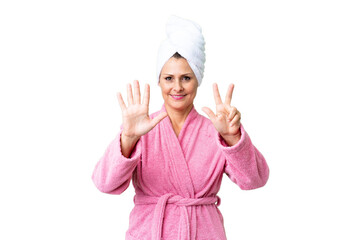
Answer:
[[156, 15, 206, 86]]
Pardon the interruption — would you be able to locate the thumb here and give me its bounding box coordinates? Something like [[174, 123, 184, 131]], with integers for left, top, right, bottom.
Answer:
[[150, 111, 168, 128], [202, 107, 216, 123]]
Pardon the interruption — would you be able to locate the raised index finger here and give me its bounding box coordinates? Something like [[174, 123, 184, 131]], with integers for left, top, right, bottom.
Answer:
[[213, 83, 223, 105], [225, 83, 234, 105]]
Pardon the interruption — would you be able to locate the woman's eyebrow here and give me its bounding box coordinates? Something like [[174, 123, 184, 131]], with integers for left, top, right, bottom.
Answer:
[[163, 73, 193, 76]]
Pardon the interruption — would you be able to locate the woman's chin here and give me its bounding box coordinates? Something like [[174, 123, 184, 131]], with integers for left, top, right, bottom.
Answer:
[[165, 100, 192, 111]]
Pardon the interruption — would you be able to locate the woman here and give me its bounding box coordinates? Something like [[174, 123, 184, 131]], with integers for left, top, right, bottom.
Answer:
[[92, 15, 269, 240]]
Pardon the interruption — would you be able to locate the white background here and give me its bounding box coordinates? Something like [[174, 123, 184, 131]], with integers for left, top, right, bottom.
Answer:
[[1, 0, 359, 239]]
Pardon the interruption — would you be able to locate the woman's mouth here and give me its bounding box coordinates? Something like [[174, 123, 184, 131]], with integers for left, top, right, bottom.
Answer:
[[170, 94, 186, 100]]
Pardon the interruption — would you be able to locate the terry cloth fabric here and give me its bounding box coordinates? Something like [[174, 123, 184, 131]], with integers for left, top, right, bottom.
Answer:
[[156, 15, 206, 86], [92, 104, 270, 240], [134, 193, 221, 239]]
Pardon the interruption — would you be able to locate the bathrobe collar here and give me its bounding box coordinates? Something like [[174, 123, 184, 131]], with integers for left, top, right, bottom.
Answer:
[[160, 103, 199, 141], [159, 103, 199, 198], [158, 103, 200, 238]]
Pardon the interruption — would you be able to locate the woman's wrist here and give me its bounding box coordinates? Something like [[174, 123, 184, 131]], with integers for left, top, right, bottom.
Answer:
[[120, 133, 140, 158], [220, 129, 241, 147], [122, 131, 140, 142]]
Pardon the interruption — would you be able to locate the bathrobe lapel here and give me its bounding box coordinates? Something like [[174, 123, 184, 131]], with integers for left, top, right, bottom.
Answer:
[[159, 104, 199, 239], [159, 104, 197, 198]]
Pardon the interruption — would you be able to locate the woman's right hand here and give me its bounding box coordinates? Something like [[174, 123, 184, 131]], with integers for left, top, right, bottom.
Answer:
[[117, 80, 168, 140]]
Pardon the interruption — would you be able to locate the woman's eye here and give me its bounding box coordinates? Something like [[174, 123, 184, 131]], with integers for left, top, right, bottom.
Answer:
[[165, 77, 172, 81], [184, 76, 190, 80]]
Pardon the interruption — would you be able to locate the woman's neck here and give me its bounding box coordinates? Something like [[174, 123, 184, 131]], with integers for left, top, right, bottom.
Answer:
[[164, 103, 194, 136]]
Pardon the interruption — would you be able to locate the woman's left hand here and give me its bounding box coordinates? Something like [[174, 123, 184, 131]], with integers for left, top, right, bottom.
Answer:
[[202, 83, 242, 146]]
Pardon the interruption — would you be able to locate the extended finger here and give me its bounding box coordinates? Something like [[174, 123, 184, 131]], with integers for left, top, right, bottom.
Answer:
[[127, 83, 134, 105], [142, 83, 150, 106], [202, 107, 216, 122], [151, 111, 168, 128], [117, 92, 126, 110], [225, 83, 234, 105], [134, 80, 141, 104], [213, 83, 223, 105]]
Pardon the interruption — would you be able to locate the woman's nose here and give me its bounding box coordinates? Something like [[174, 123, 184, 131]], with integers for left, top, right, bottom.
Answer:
[[174, 79, 184, 91]]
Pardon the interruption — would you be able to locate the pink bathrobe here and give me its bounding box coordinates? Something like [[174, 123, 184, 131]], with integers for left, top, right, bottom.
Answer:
[[92, 104, 269, 240]]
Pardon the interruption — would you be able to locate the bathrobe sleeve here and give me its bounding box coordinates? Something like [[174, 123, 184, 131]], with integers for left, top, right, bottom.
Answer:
[[92, 128, 142, 194], [216, 123, 269, 190]]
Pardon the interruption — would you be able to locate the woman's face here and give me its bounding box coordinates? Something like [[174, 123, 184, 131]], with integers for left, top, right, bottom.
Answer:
[[158, 57, 198, 112]]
